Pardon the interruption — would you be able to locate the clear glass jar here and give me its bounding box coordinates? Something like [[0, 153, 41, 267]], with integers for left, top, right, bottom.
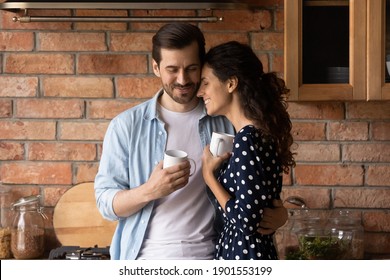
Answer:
[[0, 184, 12, 259], [11, 195, 47, 259], [276, 208, 333, 259], [325, 210, 365, 259], [297, 224, 348, 260], [276, 199, 365, 260], [275, 196, 313, 259], [293, 210, 364, 260], [278, 210, 328, 259], [275, 209, 308, 259]]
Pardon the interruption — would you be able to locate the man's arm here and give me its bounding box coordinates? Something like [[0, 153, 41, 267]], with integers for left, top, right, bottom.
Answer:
[[112, 161, 191, 217], [95, 117, 191, 220]]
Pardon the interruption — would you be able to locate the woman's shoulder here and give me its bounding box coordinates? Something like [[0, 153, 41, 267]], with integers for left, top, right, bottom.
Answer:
[[235, 125, 264, 142], [234, 125, 276, 154]]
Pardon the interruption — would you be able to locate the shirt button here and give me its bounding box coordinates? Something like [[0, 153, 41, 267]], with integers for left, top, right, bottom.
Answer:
[[141, 220, 145, 224], [154, 161, 158, 165], [159, 131, 163, 135]]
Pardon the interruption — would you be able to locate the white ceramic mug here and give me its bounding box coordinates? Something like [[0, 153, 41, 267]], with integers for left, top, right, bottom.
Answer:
[[163, 149, 196, 176], [210, 132, 234, 157]]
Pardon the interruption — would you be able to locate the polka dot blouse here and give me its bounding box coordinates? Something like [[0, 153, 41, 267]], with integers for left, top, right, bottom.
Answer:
[[213, 125, 282, 260]]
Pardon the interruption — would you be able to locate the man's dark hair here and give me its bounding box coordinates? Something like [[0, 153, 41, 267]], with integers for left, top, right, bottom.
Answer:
[[152, 23, 206, 66]]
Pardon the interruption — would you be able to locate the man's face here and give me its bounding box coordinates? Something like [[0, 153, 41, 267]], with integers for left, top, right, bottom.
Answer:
[[152, 41, 201, 105]]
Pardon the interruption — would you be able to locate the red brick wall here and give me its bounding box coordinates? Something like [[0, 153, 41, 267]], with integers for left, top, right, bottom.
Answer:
[[0, 2, 389, 258]]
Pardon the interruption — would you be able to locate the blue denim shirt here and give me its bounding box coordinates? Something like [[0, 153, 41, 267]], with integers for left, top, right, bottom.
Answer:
[[95, 90, 234, 260]]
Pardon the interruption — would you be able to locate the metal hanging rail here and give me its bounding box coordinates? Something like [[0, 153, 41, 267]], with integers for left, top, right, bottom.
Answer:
[[0, 1, 260, 23], [12, 15, 223, 23], [0, 1, 249, 10]]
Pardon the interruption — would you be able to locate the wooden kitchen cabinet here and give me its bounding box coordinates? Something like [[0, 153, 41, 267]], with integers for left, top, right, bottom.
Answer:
[[285, 0, 390, 101]]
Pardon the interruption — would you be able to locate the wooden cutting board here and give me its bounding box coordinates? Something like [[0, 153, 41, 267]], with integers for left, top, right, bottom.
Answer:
[[53, 182, 117, 247]]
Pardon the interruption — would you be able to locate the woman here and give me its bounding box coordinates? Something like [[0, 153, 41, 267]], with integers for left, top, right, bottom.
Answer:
[[197, 41, 295, 260]]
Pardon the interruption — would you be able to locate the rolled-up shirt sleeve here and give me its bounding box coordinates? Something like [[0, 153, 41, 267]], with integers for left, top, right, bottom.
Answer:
[[95, 117, 130, 221]]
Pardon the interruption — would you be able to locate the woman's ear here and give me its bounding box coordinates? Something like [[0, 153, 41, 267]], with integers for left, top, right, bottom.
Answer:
[[227, 76, 238, 93], [152, 60, 161, 77]]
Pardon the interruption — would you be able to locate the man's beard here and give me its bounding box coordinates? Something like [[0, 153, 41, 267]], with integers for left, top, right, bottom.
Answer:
[[163, 82, 200, 104]]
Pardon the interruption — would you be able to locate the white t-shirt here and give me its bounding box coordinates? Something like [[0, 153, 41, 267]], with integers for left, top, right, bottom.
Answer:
[[136, 102, 216, 259]]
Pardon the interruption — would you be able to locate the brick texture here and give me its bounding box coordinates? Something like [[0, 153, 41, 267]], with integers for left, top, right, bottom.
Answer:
[[0, 31, 34, 51], [74, 163, 99, 183], [0, 142, 24, 160], [117, 76, 161, 98], [38, 32, 107, 51], [372, 122, 390, 140], [110, 33, 153, 52], [28, 143, 97, 161], [87, 100, 138, 119], [43, 77, 114, 98], [366, 166, 390, 186], [294, 143, 340, 162], [0, 2, 389, 258], [59, 121, 109, 141], [15, 99, 84, 119], [295, 164, 364, 186], [5, 54, 74, 74], [77, 54, 147, 74], [0, 162, 72, 184], [334, 188, 390, 208], [291, 122, 326, 141], [328, 122, 369, 141], [0, 121, 56, 140], [0, 99, 12, 117], [0, 77, 38, 97]]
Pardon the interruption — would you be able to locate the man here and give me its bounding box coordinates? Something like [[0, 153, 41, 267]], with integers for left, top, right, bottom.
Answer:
[[95, 23, 287, 260]]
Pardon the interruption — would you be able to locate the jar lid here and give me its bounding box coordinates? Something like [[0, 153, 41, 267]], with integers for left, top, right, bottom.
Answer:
[[12, 195, 41, 207]]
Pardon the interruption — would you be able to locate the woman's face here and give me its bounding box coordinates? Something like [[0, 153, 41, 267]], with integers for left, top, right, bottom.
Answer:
[[197, 64, 232, 116]]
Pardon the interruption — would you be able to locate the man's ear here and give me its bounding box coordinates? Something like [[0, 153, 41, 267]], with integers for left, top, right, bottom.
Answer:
[[152, 60, 161, 77], [227, 76, 238, 93]]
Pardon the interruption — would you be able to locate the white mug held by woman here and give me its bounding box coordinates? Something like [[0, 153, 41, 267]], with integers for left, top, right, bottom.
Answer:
[[209, 132, 234, 157]]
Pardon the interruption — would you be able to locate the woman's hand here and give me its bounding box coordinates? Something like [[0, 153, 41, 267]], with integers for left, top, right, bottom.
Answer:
[[201, 145, 231, 184], [201, 145, 232, 210]]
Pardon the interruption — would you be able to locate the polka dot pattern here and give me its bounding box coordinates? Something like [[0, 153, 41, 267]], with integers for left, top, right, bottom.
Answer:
[[213, 125, 282, 260]]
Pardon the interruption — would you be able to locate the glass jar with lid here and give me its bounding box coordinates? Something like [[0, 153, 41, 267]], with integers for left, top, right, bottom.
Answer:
[[275, 196, 311, 259], [11, 195, 47, 259], [278, 209, 328, 259], [0, 184, 12, 259], [275, 208, 308, 259], [324, 210, 365, 259]]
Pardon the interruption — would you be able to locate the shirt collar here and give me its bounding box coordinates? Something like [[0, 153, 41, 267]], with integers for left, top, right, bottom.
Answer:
[[144, 89, 164, 121]]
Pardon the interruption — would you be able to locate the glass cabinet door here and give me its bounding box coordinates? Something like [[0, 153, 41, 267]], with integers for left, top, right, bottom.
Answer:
[[285, 0, 366, 100], [367, 0, 390, 100], [302, 2, 349, 84]]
